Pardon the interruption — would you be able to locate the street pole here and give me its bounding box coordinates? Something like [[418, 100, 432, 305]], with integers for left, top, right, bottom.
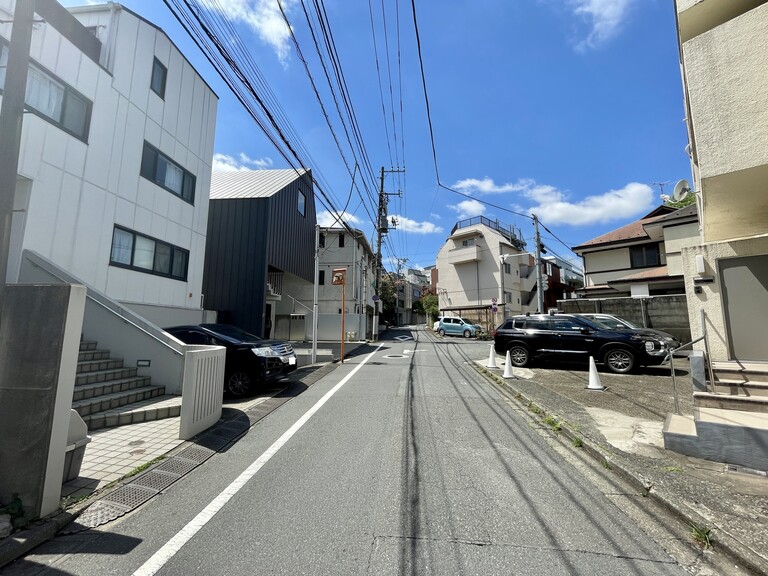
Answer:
[[373, 168, 385, 340], [311, 225, 320, 363], [533, 214, 545, 313], [499, 254, 509, 319], [0, 0, 35, 325]]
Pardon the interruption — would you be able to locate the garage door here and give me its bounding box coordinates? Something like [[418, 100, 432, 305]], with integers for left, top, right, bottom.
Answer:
[[719, 254, 768, 361]]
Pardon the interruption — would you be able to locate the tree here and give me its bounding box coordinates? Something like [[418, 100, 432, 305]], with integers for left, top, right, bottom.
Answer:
[[378, 273, 397, 325], [418, 293, 439, 321]]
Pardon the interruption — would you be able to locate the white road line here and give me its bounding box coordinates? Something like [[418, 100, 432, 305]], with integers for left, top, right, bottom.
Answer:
[[132, 343, 385, 576]]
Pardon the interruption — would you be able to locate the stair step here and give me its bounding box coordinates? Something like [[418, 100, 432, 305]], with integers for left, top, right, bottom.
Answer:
[[79, 340, 97, 352], [77, 349, 110, 362], [83, 395, 182, 431], [693, 392, 768, 413], [76, 366, 138, 386], [72, 376, 152, 402], [711, 380, 768, 397], [712, 361, 768, 383], [77, 358, 124, 374], [73, 385, 165, 417]]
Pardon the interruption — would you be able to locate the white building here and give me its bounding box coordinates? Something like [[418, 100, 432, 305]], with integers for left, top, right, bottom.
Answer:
[[3, 1, 217, 324], [435, 217, 535, 329]]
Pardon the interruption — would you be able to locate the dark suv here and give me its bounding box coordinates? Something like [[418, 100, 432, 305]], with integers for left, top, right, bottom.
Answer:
[[493, 314, 671, 374]]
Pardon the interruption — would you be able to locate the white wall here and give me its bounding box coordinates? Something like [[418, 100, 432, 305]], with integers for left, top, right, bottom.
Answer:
[[3, 4, 217, 311]]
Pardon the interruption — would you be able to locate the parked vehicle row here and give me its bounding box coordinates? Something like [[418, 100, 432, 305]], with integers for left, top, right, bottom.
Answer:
[[165, 323, 297, 398], [493, 313, 675, 374]]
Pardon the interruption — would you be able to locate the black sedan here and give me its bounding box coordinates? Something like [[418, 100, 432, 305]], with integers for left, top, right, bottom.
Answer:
[[165, 323, 297, 397]]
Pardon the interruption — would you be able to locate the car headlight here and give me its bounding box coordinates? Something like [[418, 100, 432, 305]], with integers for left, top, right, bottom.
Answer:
[[644, 340, 668, 355], [252, 346, 279, 357]]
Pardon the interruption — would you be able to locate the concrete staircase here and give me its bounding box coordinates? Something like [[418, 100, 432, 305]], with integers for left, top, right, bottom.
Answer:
[[664, 360, 768, 470], [73, 340, 181, 431]]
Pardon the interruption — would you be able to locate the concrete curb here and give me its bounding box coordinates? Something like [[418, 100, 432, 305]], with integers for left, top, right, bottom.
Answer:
[[473, 363, 768, 575], [0, 510, 78, 568]]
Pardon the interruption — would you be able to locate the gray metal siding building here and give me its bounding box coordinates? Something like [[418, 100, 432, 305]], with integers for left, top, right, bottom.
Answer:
[[202, 169, 316, 336]]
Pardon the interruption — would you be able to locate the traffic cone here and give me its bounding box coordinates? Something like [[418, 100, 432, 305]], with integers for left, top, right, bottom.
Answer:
[[586, 356, 607, 391], [486, 345, 497, 369], [503, 351, 515, 379]]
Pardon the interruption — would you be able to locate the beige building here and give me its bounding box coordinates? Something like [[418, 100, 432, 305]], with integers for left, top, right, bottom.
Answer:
[[573, 205, 699, 298], [663, 0, 768, 470], [435, 217, 537, 328]]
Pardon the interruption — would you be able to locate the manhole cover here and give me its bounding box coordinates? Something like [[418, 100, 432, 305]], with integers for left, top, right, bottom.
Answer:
[[178, 446, 215, 463], [383, 354, 406, 359], [103, 485, 157, 508], [132, 470, 180, 492], [128, 440, 144, 447], [130, 448, 146, 456], [63, 501, 131, 531], [155, 457, 200, 476]]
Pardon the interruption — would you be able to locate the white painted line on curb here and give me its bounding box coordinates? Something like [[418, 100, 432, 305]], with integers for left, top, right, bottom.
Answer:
[[132, 343, 385, 576]]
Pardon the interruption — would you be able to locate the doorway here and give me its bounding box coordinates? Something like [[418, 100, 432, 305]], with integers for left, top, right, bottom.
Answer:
[[719, 254, 768, 361]]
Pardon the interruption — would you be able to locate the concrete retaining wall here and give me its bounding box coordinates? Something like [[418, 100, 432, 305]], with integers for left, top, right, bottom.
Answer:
[[557, 295, 692, 343]]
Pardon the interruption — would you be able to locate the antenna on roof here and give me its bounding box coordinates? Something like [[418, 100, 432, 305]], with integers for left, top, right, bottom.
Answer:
[[672, 179, 692, 202]]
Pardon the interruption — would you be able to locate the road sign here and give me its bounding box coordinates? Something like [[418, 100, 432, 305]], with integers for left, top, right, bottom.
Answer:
[[492, 306, 498, 313], [491, 297, 498, 303], [372, 295, 379, 302]]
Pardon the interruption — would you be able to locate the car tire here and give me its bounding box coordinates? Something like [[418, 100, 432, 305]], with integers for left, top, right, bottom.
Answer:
[[603, 348, 635, 374], [507, 344, 530, 367], [438, 328, 445, 337], [463, 329, 471, 338], [225, 371, 252, 398]]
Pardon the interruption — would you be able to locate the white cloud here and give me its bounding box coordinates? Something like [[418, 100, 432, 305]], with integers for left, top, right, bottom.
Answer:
[[569, 0, 634, 50], [450, 176, 654, 226], [522, 181, 654, 226], [391, 215, 443, 234], [201, 0, 296, 63], [429, 213, 442, 220], [448, 199, 486, 220], [453, 177, 533, 195], [213, 152, 274, 172], [317, 210, 362, 227]]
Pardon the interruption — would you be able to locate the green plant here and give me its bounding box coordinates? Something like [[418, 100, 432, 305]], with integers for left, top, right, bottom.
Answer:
[[124, 456, 166, 479], [662, 465, 684, 473], [544, 415, 561, 432], [601, 459, 612, 470], [689, 522, 712, 549], [527, 401, 541, 415], [572, 437, 583, 448]]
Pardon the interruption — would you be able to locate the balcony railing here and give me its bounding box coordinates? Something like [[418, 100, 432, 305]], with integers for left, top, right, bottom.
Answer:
[[452, 216, 526, 250]]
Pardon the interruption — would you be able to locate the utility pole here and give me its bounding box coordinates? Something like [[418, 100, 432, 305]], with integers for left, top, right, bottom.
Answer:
[[0, 0, 35, 325], [533, 214, 545, 313], [372, 166, 404, 340]]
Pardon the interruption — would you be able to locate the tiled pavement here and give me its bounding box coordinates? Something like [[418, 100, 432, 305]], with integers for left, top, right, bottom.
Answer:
[[60, 395, 272, 502]]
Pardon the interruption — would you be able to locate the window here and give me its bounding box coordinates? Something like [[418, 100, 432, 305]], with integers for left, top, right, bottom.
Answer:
[[319, 233, 325, 248], [338, 233, 345, 248], [140, 142, 196, 203], [462, 238, 475, 247], [298, 189, 306, 216], [109, 226, 189, 280], [504, 291, 511, 303], [0, 43, 92, 141], [630, 244, 660, 268], [150, 57, 167, 98], [503, 262, 511, 274], [525, 319, 550, 330], [319, 270, 325, 285]]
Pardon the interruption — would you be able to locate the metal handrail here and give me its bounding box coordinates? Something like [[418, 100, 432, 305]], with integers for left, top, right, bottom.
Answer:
[[669, 336, 704, 414]]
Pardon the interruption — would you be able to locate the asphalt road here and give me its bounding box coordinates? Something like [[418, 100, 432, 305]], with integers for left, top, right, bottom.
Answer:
[[4, 329, 689, 575]]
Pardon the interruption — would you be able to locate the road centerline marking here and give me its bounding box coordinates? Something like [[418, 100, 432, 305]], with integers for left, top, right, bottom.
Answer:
[[132, 343, 385, 576]]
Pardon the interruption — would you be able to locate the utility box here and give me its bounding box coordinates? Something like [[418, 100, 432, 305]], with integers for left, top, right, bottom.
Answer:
[[63, 410, 91, 483]]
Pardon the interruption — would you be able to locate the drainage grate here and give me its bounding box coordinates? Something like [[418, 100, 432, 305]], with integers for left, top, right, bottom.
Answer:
[[724, 464, 768, 477], [132, 470, 180, 492], [62, 501, 132, 532], [210, 427, 240, 440], [103, 484, 158, 509], [178, 446, 215, 463], [195, 434, 230, 451], [155, 457, 201, 476]]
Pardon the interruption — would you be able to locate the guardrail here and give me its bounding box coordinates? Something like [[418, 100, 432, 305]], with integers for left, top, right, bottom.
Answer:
[[668, 309, 713, 414]]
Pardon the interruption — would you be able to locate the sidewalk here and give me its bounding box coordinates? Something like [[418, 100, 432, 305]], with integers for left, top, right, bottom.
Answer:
[[476, 351, 768, 575]]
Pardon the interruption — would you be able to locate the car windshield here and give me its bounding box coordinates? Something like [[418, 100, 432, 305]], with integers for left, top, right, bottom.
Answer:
[[201, 324, 263, 342], [460, 318, 475, 325]]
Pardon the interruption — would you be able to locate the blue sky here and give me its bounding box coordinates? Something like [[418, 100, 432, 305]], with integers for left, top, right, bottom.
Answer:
[[67, 0, 690, 272]]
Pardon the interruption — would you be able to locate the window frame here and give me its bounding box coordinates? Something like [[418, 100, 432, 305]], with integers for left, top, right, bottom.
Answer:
[[629, 243, 661, 269], [150, 57, 167, 99], [0, 41, 92, 142], [140, 141, 196, 204], [298, 189, 306, 216], [109, 225, 189, 281]]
